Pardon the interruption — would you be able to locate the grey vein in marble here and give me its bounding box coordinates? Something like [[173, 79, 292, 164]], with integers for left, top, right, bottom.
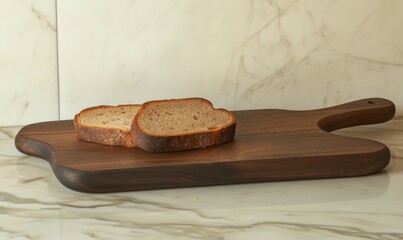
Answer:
[[30, 5, 56, 31]]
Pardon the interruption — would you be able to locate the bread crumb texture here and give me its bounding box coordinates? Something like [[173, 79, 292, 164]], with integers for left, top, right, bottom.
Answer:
[[78, 105, 140, 129], [137, 99, 233, 135]]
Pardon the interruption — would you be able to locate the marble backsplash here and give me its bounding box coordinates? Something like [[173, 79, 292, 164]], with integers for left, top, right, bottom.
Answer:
[[1, 0, 403, 126], [0, 0, 58, 126]]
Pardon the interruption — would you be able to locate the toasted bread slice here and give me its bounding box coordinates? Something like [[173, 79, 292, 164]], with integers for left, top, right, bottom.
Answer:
[[131, 98, 236, 152], [74, 105, 141, 147]]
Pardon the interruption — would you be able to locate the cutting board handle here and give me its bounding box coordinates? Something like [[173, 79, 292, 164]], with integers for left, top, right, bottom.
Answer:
[[317, 98, 395, 132]]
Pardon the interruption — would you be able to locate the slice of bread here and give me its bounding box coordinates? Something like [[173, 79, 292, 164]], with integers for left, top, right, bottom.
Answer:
[[131, 98, 236, 152], [74, 105, 141, 147]]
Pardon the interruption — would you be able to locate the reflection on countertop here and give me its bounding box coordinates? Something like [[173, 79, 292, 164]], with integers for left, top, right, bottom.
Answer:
[[0, 117, 402, 239]]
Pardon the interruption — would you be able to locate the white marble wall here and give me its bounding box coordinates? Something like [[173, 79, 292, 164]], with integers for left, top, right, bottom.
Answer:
[[1, 0, 403, 126], [0, 0, 58, 126]]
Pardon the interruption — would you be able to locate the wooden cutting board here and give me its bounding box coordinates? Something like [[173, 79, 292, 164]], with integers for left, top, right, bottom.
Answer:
[[15, 98, 395, 193]]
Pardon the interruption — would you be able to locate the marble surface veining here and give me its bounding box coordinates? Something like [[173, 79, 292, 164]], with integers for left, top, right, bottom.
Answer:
[[2, 0, 403, 127], [0, 0, 58, 126], [1, 118, 403, 239], [57, 0, 403, 119]]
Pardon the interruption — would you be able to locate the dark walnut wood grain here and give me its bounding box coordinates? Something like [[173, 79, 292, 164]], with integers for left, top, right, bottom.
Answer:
[[15, 98, 395, 193]]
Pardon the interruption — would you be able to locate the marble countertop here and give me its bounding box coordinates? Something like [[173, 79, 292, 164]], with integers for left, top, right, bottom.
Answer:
[[1, 117, 402, 239]]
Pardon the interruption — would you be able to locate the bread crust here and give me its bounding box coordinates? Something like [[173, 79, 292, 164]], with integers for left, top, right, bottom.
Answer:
[[131, 98, 237, 152], [74, 105, 140, 147]]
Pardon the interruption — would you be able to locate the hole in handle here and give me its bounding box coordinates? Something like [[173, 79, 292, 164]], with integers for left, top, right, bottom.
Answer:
[[368, 100, 378, 105]]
